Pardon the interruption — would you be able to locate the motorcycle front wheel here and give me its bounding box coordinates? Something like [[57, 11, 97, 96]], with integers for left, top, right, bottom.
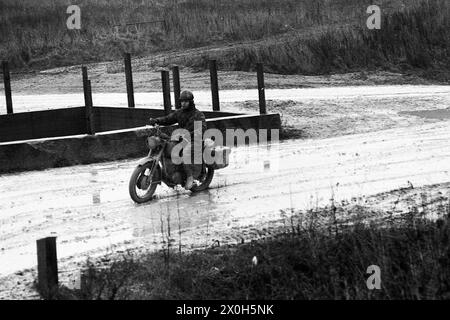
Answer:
[[129, 161, 161, 203]]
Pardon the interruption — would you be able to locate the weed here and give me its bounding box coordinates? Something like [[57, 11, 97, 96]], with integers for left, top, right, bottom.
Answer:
[[49, 194, 450, 300]]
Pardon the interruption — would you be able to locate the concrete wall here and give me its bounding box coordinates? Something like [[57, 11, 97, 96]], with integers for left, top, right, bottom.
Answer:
[[207, 114, 281, 134], [0, 107, 85, 143], [94, 107, 165, 133], [94, 107, 239, 132], [0, 113, 281, 173], [0, 106, 240, 143]]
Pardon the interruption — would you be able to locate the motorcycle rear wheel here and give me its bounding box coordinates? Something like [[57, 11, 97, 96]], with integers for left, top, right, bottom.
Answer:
[[191, 166, 215, 192], [129, 162, 161, 203]]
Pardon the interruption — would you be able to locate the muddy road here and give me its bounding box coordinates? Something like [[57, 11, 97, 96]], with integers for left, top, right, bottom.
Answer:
[[1, 119, 450, 278], [1, 85, 450, 298]]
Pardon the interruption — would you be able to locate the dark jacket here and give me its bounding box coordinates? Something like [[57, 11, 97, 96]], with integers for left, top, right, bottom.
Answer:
[[156, 104, 207, 135]]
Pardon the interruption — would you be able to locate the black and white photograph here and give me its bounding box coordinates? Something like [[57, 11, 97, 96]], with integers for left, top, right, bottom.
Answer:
[[0, 0, 449, 305]]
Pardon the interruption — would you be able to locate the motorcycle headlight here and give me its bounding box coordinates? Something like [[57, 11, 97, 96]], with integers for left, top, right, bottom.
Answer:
[[147, 136, 161, 149]]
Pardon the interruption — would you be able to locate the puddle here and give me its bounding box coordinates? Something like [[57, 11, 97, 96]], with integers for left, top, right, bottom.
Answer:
[[399, 108, 450, 120]]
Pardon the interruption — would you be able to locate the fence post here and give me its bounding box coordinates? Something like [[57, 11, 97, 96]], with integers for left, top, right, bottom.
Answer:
[[256, 63, 267, 115], [172, 66, 181, 110], [82, 67, 95, 135], [36, 237, 58, 299], [2, 61, 13, 114], [209, 60, 220, 111], [161, 70, 172, 115], [124, 53, 135, 108], [82, 65, 88, 86], [85, 80, 95, 135]]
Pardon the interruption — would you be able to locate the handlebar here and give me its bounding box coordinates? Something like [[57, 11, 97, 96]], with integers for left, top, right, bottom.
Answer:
[[148, 122, 203, 143], [147, 123, 172, 141], [147, 123, 160, 131]]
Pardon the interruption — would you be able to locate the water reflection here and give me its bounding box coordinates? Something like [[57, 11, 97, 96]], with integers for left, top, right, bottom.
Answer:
[[129, 189, 221, 240], [92, 191, 101, 205], [89, 169, 98, 182]]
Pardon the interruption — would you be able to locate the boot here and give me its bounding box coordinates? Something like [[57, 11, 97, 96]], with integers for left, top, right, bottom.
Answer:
[[185, 174, 194, 190]]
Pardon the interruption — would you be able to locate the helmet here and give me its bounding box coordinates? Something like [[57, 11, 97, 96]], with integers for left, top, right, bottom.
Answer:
[[179, 90, 194, 101]]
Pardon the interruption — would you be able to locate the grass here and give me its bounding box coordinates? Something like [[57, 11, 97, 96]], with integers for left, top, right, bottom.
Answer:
[[45, 195, 450, 300], [1, 0, 352, 68], [2, 0, 448, 81], [185, 0, 450, 80]]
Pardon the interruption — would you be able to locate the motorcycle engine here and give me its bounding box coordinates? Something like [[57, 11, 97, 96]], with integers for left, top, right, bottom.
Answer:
[[171, 171, 183, 185]]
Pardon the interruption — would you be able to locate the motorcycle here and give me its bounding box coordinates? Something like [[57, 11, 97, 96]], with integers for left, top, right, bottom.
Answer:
[[129, 124, 231, 203]]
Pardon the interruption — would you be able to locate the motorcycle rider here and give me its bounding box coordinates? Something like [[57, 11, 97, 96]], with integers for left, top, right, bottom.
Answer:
[[148, 90, 207, 190]]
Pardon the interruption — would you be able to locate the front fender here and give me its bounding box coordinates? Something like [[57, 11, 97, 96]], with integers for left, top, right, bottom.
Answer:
[[137, 156, 158, 166], [135, 157, 163, 186]]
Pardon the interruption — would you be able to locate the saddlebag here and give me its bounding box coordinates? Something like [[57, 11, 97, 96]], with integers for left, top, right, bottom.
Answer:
[[208, 146, 231, 170]]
